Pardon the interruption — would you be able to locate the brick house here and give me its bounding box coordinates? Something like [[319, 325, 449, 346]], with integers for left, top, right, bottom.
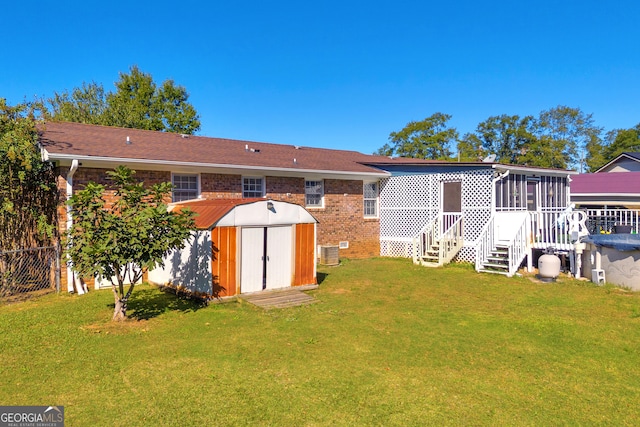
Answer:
[[40, 121, 579, 293], [40, 121, 400, 292]]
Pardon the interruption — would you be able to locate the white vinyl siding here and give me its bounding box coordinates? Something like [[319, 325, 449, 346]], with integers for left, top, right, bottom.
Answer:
[[172, 174, 199, 202], [305, 180, 324, 208]]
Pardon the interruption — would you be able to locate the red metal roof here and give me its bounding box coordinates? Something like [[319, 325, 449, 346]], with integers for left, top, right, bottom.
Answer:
[[169, 198, 264, 229], [571, 172, 640, 194]]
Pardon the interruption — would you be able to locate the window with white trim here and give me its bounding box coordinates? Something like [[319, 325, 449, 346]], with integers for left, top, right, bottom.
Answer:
[[243, 177, 265, 198], [305, 180, 324, 208], [363, 181, 379, 218], [172, 174, 199, 202]]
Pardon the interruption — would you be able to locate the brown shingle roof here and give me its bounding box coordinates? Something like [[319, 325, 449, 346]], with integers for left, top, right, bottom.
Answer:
[[39, 121, 394, 175]]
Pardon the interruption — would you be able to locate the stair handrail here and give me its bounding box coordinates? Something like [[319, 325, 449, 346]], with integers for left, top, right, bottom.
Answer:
[[439, 213, 463, 264], [475, 214, 496, 272], [412, 217, 438, 264], [505, 214, 529, 276]]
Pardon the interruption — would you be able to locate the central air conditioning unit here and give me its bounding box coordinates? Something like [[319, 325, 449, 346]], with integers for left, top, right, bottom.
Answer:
[[319, 245, 340, 266]]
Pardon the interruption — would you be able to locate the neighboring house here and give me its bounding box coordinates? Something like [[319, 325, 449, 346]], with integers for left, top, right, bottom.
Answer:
[[571, 173, 640, 209], [571, 152, 640, 233], [595, 152, 640, 173], [39, 121, 578, 294], [571, 152, 640, 209]]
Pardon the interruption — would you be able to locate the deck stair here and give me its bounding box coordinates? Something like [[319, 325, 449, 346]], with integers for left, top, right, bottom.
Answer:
[[479, 243, 509, 274], [420, 242, 443, 267], [413, 213, 463, 267], [476, 213, 529, 277]]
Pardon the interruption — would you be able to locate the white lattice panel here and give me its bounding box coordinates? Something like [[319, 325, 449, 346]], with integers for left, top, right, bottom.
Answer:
[[380, 238, 415, 258], [379, 169, 493, 260], [455, 246, 477, 263]]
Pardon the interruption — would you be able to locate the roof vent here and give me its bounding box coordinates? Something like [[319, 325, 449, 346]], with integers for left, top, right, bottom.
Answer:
[[294, 145, 301, 149], [180, 134, 189, 139], [126, 136, 131, 145]]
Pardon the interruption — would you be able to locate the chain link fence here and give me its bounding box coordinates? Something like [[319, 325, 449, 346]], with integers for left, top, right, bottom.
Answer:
[[0, 246, 60, 302]]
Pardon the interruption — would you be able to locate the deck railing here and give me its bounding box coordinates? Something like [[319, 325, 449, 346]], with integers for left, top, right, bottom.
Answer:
[[583, 209, 640, 234], [529, 209, 589, 251], [475, 215, 496, 272], [506, 215, 529, 276], [413, 213, 463, 266], [438, 214, 463, 265], [413, 217, 438, 265]]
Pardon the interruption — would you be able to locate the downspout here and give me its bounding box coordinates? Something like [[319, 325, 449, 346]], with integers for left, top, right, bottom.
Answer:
[[491, 169, 509, 215], [66, 160, 84, 294]]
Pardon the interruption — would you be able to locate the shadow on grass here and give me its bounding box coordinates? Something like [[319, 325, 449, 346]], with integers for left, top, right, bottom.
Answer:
[[126, 287, 207, 321], [317, 272, 328, 285]]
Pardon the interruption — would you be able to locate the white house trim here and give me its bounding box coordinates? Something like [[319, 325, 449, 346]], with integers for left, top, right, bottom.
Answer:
[[44, 151, 390, 180]]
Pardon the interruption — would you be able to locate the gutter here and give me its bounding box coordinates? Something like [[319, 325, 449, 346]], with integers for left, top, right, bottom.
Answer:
[[46, 153, 391, 179], [491, 170, 509, 214], [66, 159, 85, 294]]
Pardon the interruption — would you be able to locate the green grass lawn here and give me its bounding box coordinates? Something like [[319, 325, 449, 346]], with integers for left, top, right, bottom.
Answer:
[[1, 258, 640, 426]]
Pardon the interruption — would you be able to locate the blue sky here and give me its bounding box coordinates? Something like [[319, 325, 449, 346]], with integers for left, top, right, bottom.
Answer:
[[2, 1, 639, 155]]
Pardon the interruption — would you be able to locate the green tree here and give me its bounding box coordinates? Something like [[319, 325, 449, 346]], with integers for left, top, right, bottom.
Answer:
[[584, 135, 607, 172], [516, 135, 567, 169], [535, 106, 602, 170], [382, 113, 458, 160], [474, 114, 536, 164], [49, 66, 201, 134], [48, 82, 108, 125], [373, 143, 394, 157], [456, 133, 485, 162], [66, 166, 195, 321], [601, 124, 640, 164], [0, 99, 58, 250]]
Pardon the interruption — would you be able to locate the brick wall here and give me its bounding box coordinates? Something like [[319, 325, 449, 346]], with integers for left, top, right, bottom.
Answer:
[[57, 167, 380, 289], [310, 179, 380, 258], [200, 173, 243, 198]]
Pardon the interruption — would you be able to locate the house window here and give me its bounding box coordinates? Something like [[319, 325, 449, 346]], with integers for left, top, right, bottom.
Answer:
[[243, 177, 264, 198], [172, 174, 199, 202], [305, 180, 324, 208], [363, 181, 379, 218]]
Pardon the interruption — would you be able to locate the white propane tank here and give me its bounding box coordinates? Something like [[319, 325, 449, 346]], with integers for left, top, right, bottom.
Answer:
[[538, 248, 561, 282]]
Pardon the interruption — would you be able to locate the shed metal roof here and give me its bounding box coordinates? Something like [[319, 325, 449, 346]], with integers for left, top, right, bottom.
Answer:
[[169, 198, 317, 229]]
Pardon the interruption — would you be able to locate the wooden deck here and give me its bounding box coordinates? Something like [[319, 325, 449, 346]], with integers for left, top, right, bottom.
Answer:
[[238, 285, 318, 309]]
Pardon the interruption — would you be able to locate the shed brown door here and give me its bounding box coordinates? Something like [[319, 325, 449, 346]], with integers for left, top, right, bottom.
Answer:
[[443, 181, 462, 213]]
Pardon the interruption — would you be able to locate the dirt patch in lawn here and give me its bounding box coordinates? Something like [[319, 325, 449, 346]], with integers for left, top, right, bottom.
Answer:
[[81, 318, 155, 335]]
